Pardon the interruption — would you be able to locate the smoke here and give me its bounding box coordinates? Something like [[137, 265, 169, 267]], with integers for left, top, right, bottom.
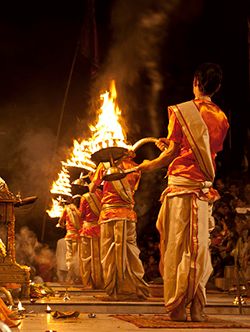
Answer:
[[0, 103, 67, 237], [90, 0, 205, 233], [92, 0, 182, 228], [94, 0, 181, 138], [15, 226, 56, 282]]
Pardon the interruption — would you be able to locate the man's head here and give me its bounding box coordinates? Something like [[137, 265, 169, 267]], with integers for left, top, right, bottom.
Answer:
[[72, 194, 81, 208], [193, 63, 223, 97], [126, 149, 136, 159]]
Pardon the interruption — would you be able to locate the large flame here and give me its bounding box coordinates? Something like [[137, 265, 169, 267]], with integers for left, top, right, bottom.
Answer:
[[46, 197, 65, 218], [46, 166, 72, 218], [63, 139, 96, 172], [47, 80, 130, 218], [89, 80, 131, 152], [50, 166, 72, 197]]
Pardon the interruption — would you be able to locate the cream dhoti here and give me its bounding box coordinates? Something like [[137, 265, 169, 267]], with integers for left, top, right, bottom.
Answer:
[[100, 218, 149, 299], [156, 175, 215, 312], [80, 225, 103, 289]]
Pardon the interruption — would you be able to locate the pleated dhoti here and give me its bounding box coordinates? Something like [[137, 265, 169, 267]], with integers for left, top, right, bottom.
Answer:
[[100, 219, 149, 299], [157, 184, 213, 312]]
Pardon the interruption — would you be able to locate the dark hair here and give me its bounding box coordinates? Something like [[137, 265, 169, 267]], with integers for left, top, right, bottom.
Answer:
[[194, 63, 222, 96], [72, 194, 81, 207]]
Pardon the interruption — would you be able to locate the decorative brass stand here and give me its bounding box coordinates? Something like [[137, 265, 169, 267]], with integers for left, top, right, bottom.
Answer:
[[0, 199, 30, 299]]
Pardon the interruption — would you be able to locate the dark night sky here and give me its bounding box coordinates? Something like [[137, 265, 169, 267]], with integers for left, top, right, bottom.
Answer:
[[0, 0, 249, 244]]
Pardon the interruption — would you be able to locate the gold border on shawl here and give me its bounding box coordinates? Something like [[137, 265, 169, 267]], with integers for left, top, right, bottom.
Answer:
[[171, 101, 215, 181]]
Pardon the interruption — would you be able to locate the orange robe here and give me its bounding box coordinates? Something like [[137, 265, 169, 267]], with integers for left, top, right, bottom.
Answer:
[[157, 98, 229, 312], [79, 189, 103, 288], [167, 99, 229, 181], [0, 298, 20, 328], [92, 158, 139, 223], [59, 204, 82, 240], [58, 204, 82, 281], [92, 157, 149, 299]]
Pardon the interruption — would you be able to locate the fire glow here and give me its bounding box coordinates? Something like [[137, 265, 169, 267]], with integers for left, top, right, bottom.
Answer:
[[46, 305, 52, 313], [17, 300, 25, 313], [64, 140, 96, 172], [46, 166, 72, 218], [50, 166, 72, 197], [89, 80, 131, 152], [47, 80, 130, 217], [46, 197, 64, 218]]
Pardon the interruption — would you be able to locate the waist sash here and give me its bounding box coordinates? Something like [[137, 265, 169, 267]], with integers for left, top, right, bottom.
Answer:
[[102, 203, 133, 210], [168, 175, 212, 189]]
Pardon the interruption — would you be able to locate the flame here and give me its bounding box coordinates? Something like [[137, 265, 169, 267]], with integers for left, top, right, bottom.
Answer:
[[46, 166, 72, 218], [50, 166, 72, 197], [89, 80, 132, 152], [46, 304, 52, 313], [17, 300, 25, 311], [47, 80, 131, 218], [47, 140, 96, 218], [46, 197, 64, 218], [64, 139, 96, 172]]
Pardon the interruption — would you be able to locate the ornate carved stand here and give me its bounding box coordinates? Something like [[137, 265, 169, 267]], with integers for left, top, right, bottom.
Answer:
[[0, 200, 30, 299]]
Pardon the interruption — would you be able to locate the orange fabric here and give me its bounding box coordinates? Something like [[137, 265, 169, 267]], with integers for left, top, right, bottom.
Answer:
[[79, 189, 102, 237], [59, 204, 82, 240], [167, 99, 229, 181], [92, 158, 140, 222], [0, 298, 20, 327], [161, 185, 220, 204]]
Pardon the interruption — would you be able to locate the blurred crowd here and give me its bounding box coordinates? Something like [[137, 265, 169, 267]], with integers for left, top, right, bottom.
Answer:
[[137, 175, 250, 286], [210, 177, 250, 282]]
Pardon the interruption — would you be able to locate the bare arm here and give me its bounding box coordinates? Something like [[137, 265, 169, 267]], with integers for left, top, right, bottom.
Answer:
[[137, 140, 180, 172]]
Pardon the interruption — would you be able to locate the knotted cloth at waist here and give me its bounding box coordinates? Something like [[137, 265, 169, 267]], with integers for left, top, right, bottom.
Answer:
[[102, 203, 134, 210], [67, 229, 80, 234], [82, 221, 99, 227], [168, 175, 212, 192], [160, 175, 218, 203]]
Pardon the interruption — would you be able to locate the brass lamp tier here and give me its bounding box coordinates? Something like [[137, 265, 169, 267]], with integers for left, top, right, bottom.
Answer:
[[91, 146, 128, 165]]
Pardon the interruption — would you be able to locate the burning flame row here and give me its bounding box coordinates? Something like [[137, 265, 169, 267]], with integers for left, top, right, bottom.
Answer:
[[47, 81, 131, 217]]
